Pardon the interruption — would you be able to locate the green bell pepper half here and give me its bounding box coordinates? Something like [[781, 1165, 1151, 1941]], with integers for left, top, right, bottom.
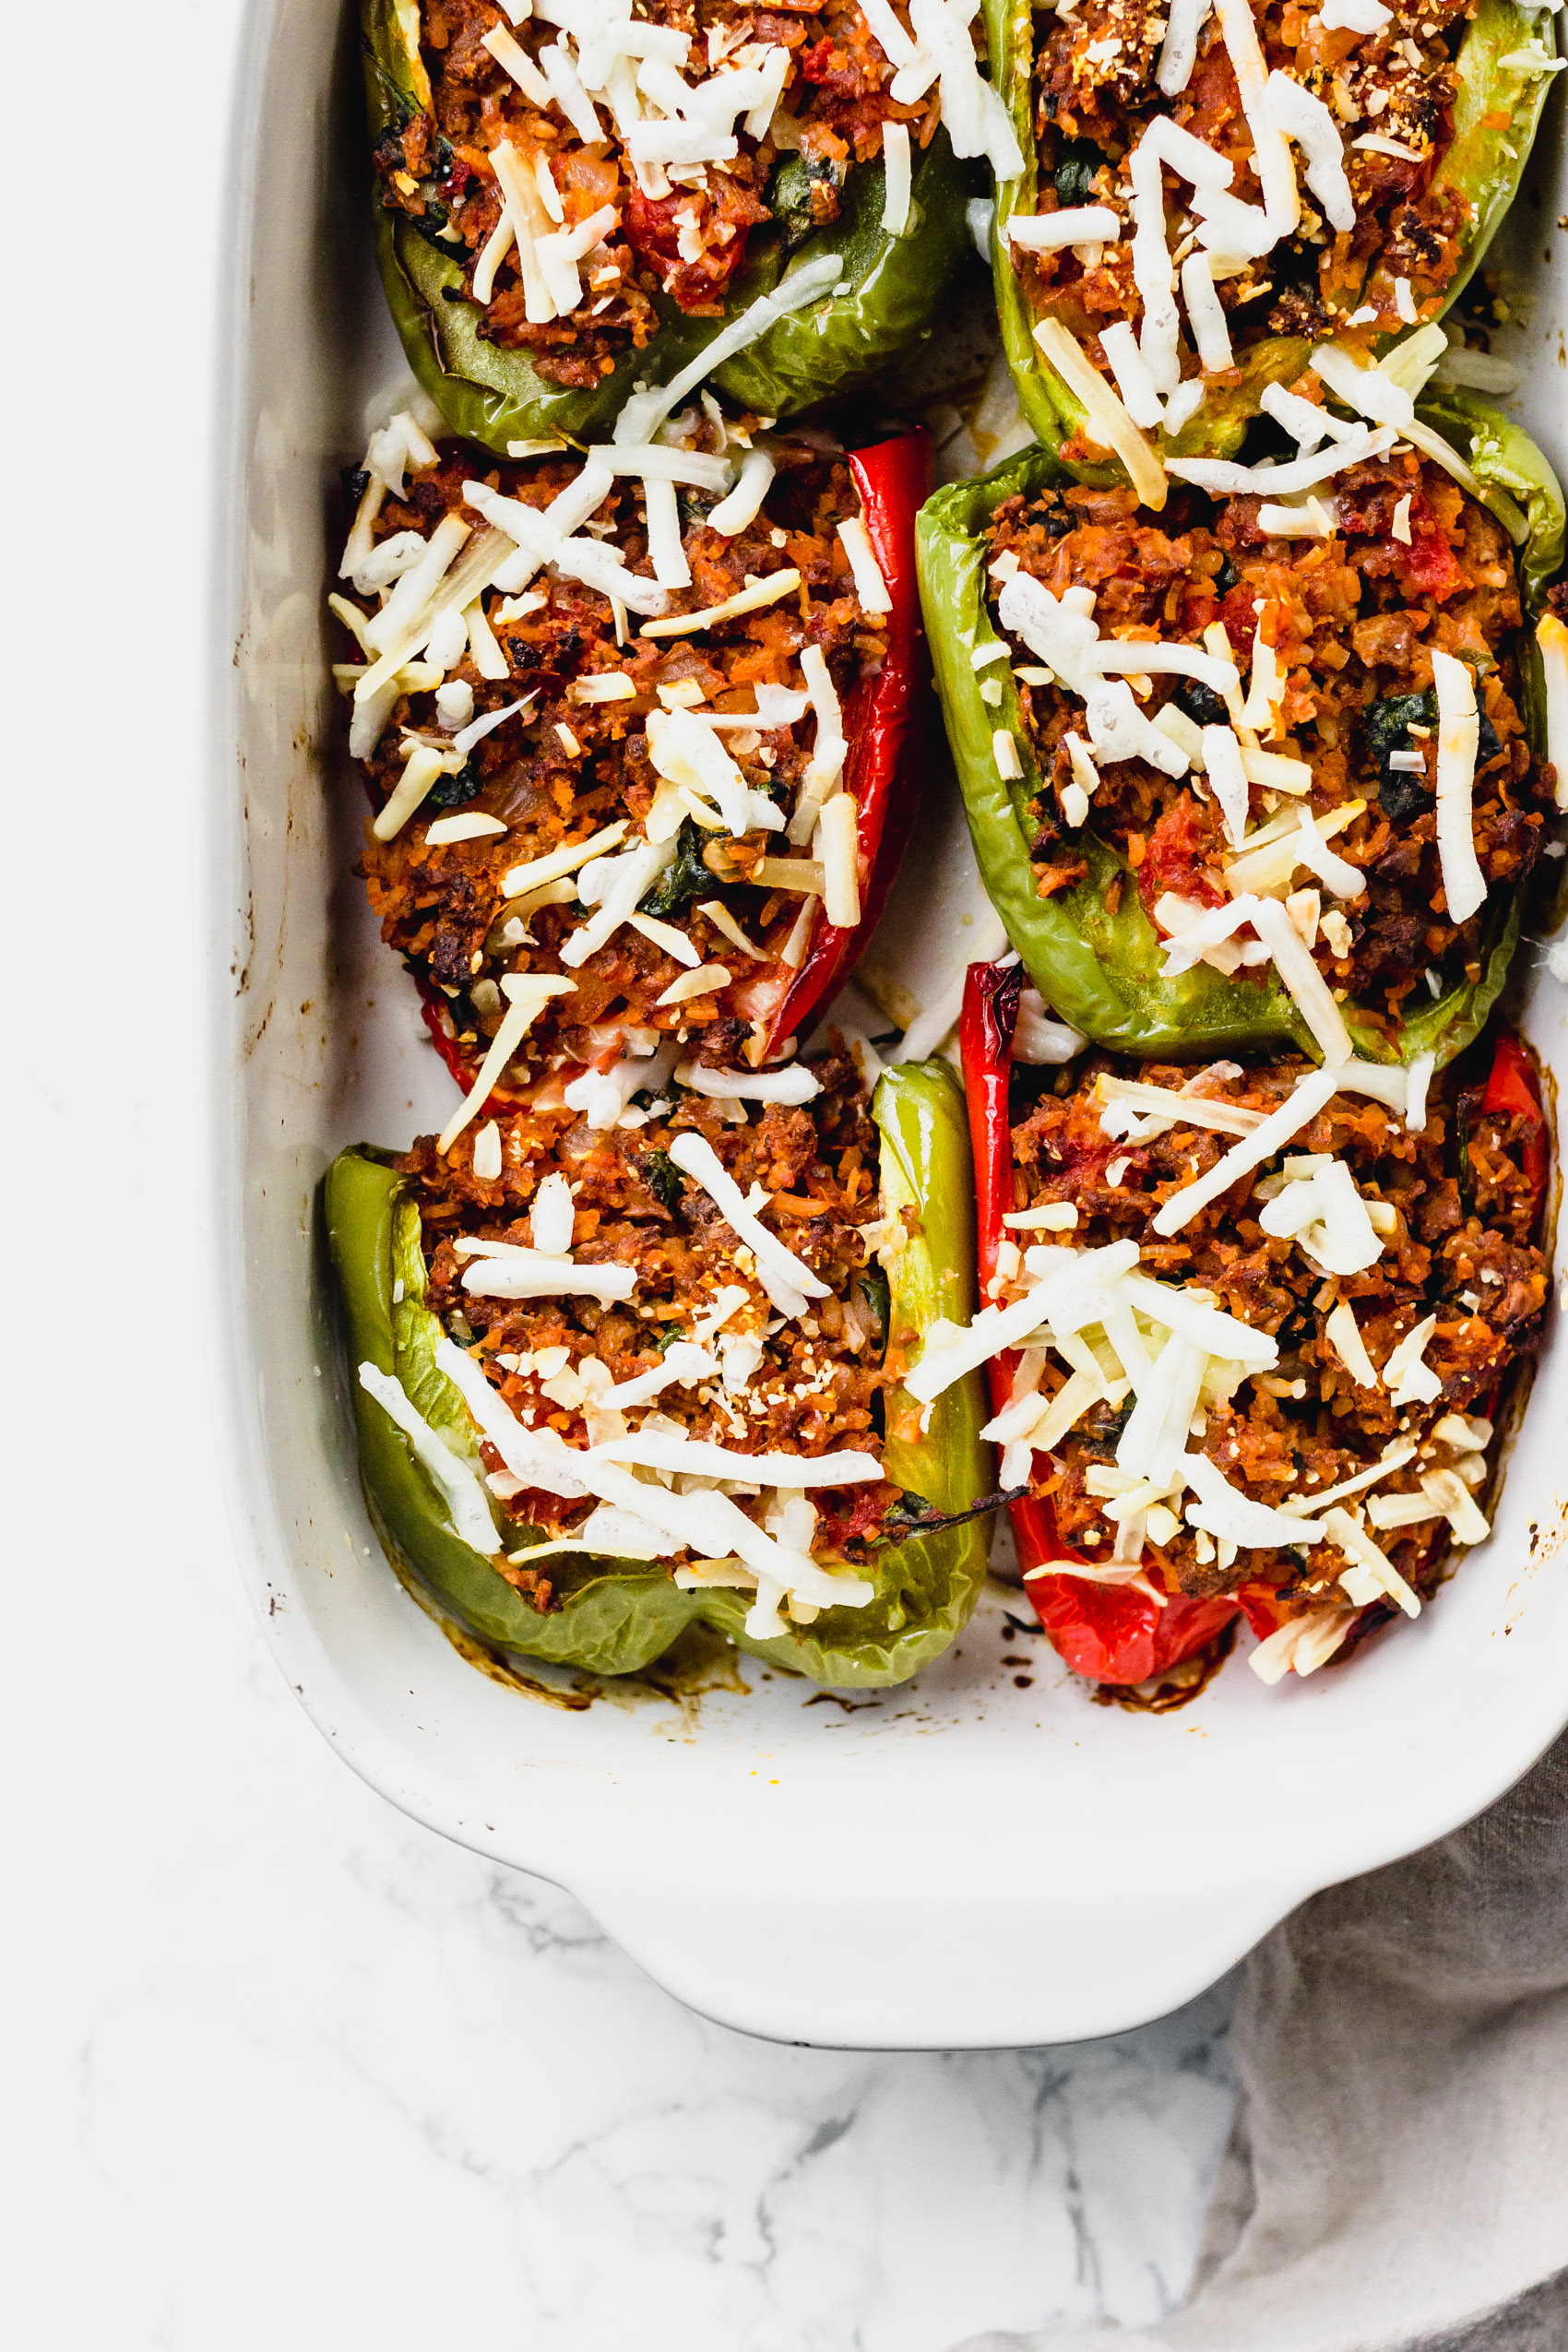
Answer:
[[916, 397, 1563, 1066], [362, 0, 974, 454], [980, 0, 1557, 478], [325, 1060, 993, 1688]]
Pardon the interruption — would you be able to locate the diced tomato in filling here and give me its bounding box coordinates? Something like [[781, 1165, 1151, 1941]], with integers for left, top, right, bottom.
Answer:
[[798, 37, 873, 97], [625, 185, 749, 308], [1218, 583, 1265, 647], [1138, 791, 1224, 923], [1482, 1033, 1550, 1209], [1397, 524, 1466, 602]]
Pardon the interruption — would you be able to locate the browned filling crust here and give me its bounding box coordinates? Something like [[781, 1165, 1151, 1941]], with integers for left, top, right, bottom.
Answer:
[[374, 1, 940, 383], [987, 460, 1550, 1039], [400, 1042, 906, 1598], [1019, 0, 1471, 395], [1004, 1047, 1547, 1622], [339, 433, 878, 1086]]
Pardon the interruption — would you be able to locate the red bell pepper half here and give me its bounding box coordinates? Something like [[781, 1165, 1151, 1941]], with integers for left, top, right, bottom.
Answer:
[[761, 429, 935, 1057], [415, 433, 934, 1098], [960, 984, 1550, 1683], [1481, 1030, 1550, 1217], [959, 957, 1243, 1686]]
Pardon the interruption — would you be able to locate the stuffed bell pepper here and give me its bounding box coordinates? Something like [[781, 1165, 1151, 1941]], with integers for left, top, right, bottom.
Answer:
[[332, 406, 932, 1138], [361, 0, 1013, 450], [919, 355, 1566, 1068], [932, 956, 1550, 1694], [979, 0, 1559, 472], [327, 1041, 995, 1684]]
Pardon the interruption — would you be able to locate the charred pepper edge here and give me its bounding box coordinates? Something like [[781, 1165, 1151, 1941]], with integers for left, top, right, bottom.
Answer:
[[362, 0, 978, 454], [915, 395, 1562, 1068], [324, 1058, 996, 1690], [958, 957, 1550, 1687], [374, 427, 932, 1104], [980, 0, 1559, 479]]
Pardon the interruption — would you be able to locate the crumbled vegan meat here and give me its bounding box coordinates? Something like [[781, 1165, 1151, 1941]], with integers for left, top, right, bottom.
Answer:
[[986, 458, 1550, 1031], [338, 431, 882, 1092], [1004, 1046, 1548, 1622], [399, 1043, 907, 1585], [374, 0, 941, 379], [1017, 0, 1474, 381]]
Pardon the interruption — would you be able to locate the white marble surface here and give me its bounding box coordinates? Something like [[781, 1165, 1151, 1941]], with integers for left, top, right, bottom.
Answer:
[[6, 4, 1235, 2343], [13, 1544, 1235, 2350]]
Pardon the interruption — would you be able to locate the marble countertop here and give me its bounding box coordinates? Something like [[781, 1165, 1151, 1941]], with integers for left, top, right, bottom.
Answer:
[[19, 1541, 1234, 2349], [8, 5, 1236, 2343]]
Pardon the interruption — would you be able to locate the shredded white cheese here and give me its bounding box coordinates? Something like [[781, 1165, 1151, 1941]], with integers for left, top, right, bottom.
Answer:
[[500, 820, 628, 901], [707, 448, 778, 537], [436, 975, 577, 1156], [457, 1241, 637, 1304], [815, 790, 862, 929], [1152, 1067, 1339, 1235], [674, 1062, 822, 1104], [1431, 647, 1486, 923], [1181, 251, 1235, 374], [837, 515, 894, 613], [1538, 613, 1568, 812], [358, 1364, 500, 1554], [1214, 0, 1300, 236], [1158, 0, 1215, 94], [1324, 1299, 1379, 1388], [641, 568, 802, 638], [1384, 1313, 1443, 1407], [881, 118, 912, 234], [1249, 896, 1356, 1066], [1169, 426, 1396, 497], [667, 1132, 829, 1318], [424, 811, 507, 847], [1032, 317, 1168, 508], [1265, 70, 1353, 232], [1007, 205, 1123, 252]]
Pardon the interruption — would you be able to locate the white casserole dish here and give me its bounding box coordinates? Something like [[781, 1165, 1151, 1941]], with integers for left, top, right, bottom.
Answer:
[[212, 0, 1568, 2049]]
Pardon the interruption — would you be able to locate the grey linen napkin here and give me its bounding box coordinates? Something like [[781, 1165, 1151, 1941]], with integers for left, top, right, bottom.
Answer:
[[959, 1731, 1568, 2352]]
